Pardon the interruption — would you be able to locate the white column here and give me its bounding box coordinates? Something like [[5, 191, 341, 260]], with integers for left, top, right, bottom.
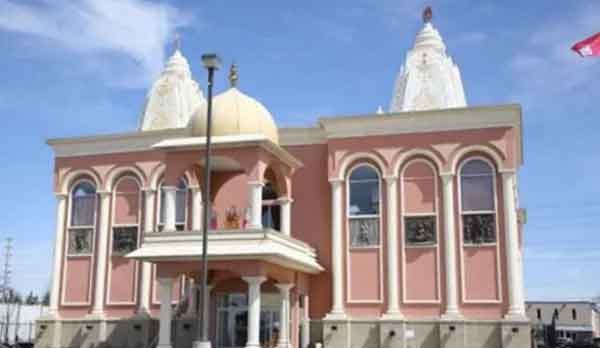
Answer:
[[138, 189, 155, 315], [325, 179, 346, 319], [280, 197, 292, 236], [91, 191, 111, 316], [276, 283, 294, 348], [440, 174, 461, 319], [247, 182, 263, 229], [191, 187, 203, 231], [243, 276, 266, 348], [49, 194, 68, 317], [300, 295, 310, 348], [502, 171, 526, 319], [203, 284, 214, 338], [382, 177, 403, 319], [185, 278, 196, 317], [163, 186, 177, 231], [157, 278, 174, 348]]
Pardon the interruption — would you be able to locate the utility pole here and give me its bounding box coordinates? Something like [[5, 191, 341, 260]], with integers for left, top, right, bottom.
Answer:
[[1, 238, 13, 344]]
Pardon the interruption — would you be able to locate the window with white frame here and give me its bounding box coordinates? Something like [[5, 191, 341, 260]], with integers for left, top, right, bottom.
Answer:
[[68, 181, 96, 255], [460, 159, 496, 244], [348, 165, 380, 247], [158, 178, 188, 231], [112, 177, 140, 255], [403, 161, 437, 246]]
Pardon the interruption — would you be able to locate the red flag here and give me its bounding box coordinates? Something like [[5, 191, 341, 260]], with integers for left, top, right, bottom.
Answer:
[[571, 32, 600, 57]]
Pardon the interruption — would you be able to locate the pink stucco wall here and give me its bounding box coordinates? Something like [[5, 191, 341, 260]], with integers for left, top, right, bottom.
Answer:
[[53, 124, 519, 321], [405, 248, 439, 302], [348, 249, 381, 301], [64, 258, 91, 304]]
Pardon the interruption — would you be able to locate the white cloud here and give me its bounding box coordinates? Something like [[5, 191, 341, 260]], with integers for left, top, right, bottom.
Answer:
[[0, 0, 191, 87], [508, 2, 600, 102]]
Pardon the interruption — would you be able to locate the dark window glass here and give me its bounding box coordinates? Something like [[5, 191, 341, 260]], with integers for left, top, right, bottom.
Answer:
[[349, 166, 380, 216], [71, 182, 96, 226], [461, 159, 494, 211]]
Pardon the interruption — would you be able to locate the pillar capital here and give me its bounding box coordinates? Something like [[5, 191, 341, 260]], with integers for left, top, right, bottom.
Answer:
[[328, 178, 344, 186], [278, 196, 294, 204], [161, 185, 177, 192], [383, 175, 398, 182], [247, 180, 264, 187], [54, 192, 68, 199], [242, 276, 267, 286], [275, 283, 294, 292], [97, 190, 111, 197], [440, 172, 455, 182]]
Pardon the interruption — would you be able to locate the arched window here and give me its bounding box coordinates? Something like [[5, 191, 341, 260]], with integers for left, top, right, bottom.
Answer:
[[112, 177, 140, 255], [68, 181, 96, 255], [460, 159, 496, 244], [402, 160, 437, 245], [262, 182, 281, 231], [348, 165, 380, 247], [159, 178, 188, 231]]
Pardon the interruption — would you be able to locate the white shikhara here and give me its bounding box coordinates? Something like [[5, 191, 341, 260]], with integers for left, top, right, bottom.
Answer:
[[390, 21, 467, 113]]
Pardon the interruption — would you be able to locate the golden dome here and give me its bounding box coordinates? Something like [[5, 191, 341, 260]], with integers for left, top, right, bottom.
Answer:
[[191, 87, 279, 144]]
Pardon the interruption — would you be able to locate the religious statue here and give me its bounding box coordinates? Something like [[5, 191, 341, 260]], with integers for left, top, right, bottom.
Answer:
[[70, 229, 91, 255], [225, 206, 241, 229]]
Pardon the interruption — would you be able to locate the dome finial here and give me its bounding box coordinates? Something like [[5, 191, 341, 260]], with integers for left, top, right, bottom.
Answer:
[[422, 6, 433, 23], [174, 33, 181, 52], [229, 63, 238, 88]]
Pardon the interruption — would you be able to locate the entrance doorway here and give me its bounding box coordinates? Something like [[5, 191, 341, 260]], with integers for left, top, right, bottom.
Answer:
[[216, 293, 281, 348]]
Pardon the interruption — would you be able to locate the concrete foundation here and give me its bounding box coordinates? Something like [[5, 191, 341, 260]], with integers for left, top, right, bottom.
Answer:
[[35, 318, 531, 348]]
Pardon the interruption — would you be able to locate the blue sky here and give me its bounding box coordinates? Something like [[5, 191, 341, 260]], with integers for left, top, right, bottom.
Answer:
[[0, 0, 599, 300]]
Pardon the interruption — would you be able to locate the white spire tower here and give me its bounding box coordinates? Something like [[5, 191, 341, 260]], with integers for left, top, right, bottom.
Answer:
[[139, 36, 205, 131], [389, 7, 466, 112]]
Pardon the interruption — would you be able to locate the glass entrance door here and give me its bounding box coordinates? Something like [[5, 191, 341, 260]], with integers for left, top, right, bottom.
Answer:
[[216, 293, 280, 348]]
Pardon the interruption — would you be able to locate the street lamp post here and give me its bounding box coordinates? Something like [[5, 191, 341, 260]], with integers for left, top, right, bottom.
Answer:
[[195, 53, 221, 348]]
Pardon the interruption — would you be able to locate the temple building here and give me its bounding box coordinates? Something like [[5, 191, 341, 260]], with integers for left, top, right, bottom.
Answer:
[[37, 9, 530, 348]]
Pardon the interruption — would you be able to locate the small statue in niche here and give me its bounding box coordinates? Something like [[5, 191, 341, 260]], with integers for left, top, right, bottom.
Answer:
[[406, 217, 435, 245], [70, 229, 91, 254], [114, 228, 137, 254], [357, 221, 371, 245]]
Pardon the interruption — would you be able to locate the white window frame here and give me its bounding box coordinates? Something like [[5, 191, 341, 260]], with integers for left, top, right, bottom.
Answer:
[[457, 156, 503, 304], [107, 175, 142, 306], [345, 162, 384, 304], [61, 178, 97, 306], [400, 158, 441, 304]]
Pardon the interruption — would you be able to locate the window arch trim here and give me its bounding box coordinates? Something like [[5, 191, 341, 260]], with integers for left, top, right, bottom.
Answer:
[[457, 156, 503, 304], [107, 175, 142, 306], [345, 161, 384, 304], [399, 158, 440, 247]]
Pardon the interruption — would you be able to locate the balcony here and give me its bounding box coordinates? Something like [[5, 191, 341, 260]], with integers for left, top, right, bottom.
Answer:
[[126, 228, 323, 274]]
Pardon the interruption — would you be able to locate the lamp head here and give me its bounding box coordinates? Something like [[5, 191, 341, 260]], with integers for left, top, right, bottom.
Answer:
[[201, 53, 221, 70]]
